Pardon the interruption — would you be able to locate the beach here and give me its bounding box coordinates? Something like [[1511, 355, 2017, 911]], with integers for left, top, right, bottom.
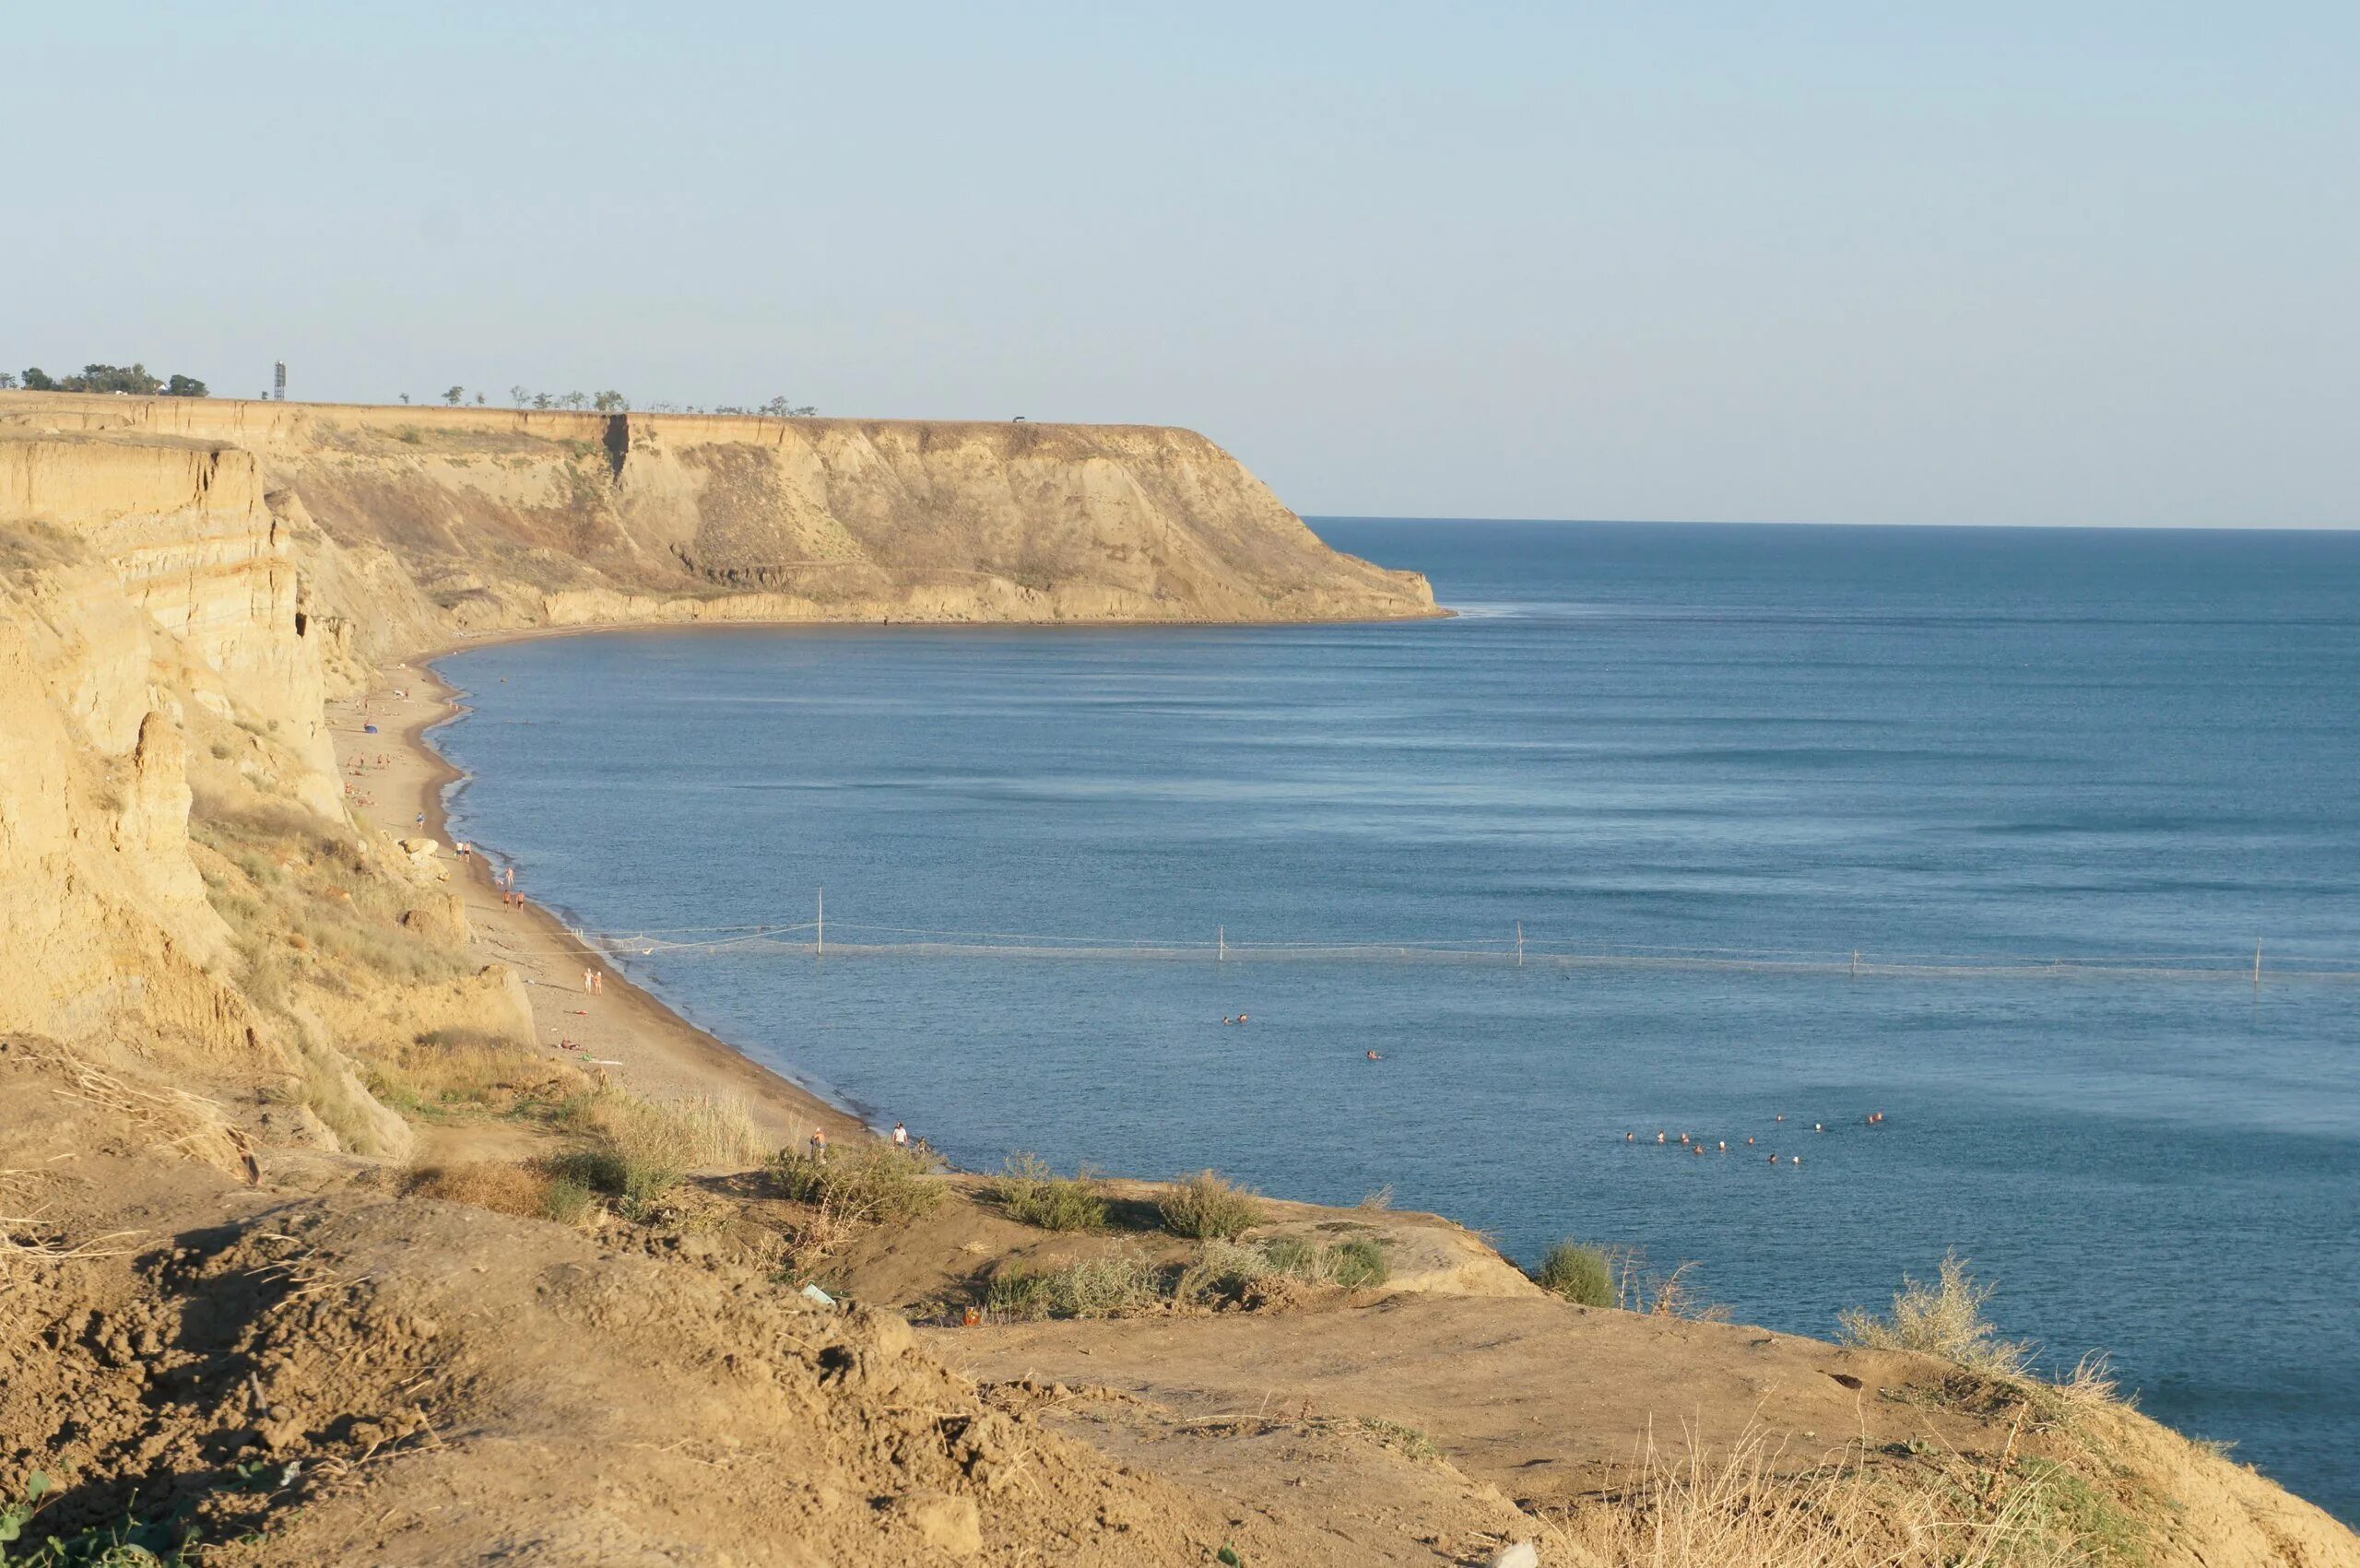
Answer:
[[324, 645, 871, 1154]]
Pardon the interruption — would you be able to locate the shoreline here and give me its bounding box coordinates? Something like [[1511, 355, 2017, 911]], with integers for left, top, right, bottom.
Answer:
[[326, 649, 872, 1150]]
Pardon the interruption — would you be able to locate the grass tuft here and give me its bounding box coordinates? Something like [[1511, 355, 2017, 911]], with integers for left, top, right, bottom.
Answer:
[[1158, 1170, 1264, 1240], [1534, 1239, 1617, 1307], [993, 1152, 1109, 1232], [1838, 1252, 2035, 1379]]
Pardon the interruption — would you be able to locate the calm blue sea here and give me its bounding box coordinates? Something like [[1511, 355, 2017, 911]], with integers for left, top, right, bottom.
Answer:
[[434, 521, 2360, 1520]]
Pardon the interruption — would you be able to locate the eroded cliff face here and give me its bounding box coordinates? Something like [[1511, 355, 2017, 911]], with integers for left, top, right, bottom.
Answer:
[[0, 389, 1428, 1080], [5, 394, 1435, 656]]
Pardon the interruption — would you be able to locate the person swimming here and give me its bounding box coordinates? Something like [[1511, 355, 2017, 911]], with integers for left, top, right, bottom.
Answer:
[[1717, 1140, 1727, 1152], [1366, 1050, 1384, 1061], [1657, 1132, 1668, 1144]]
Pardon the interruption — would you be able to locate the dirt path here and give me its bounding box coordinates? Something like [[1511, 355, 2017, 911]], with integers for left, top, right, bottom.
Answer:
[[324, 654, 868, 1153]]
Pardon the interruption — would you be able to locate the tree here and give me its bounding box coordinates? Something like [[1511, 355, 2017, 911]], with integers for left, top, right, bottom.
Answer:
[[560, 391, 589, 410], [592, 389, 628, 413], [531, 393, 553, 410], [164, 374, 207, 397], [399, 394, 412, 405], [443, 385, 465, 406], [0, 371, 17, 389], [475, 392, 487, 406], [758, 395, 817, 417], [61, 363, 164, 395], [510, 383, 530, 407]]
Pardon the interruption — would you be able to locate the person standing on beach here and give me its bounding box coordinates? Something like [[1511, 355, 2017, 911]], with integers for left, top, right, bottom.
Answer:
[[810, 1127, 828, 1163], [891, 1122, 908, 1149], [583, 968, 596, 994], [592, 971, 604, 996]]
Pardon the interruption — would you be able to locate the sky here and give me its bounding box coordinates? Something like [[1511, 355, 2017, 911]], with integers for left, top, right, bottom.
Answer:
[[10, 2, 2356, 526]]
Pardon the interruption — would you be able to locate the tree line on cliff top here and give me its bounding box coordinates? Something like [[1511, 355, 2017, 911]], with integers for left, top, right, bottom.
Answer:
[[5, 363, 206, 396], [0, 364, 816, 417], [481, 386, 816, 417]]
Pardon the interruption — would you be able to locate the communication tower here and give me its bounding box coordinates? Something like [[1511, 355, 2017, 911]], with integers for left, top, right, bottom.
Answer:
[[273, 362, 287, 401]]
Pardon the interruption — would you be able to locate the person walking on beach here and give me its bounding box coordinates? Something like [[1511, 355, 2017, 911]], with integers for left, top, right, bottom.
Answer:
[[592, 970, 604, 996], [583, 968, 596, 994]]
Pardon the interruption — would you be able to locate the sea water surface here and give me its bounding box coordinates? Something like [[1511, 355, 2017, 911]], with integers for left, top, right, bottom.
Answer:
[[434, 521, 2360, 1520]]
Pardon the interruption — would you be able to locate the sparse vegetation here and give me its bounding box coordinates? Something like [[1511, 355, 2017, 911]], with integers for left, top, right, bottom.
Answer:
[[1838, 1253, 2035, 1379], [543, 1086, 771, 1211], [1534, 1240, 1617, 1307], [993, 1152, 1109, 1232], [402, 1160, 595, 1226], [1158, 1170, 1264, 1240], [1357, 1418, 1439, 1460], [1540, 1421, 2106, 1568], [986, 1242, 1164, 1320], [1177, 1232, 1390, 1303], [769, 1140, 942, 1225]]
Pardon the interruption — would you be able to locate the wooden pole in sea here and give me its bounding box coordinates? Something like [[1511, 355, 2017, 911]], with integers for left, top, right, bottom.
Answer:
[[1516, 921, 1524, 967], [2254, 941, 2261, 986], [1218, 925, 1225, 962], [817, 886, 824, 959]]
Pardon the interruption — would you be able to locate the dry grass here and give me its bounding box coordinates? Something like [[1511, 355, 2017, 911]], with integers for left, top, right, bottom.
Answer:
[[400, 1161, 595, 1225], [987, 1242, 1165, 1321], [370, 1027, 572, 1117], [1157, 1170, 1265, 1240], [30, 1040, 251, 1178], [1839, 1253, 2036, 1379], [1178, 1233, 1391, 1303], [548, 1086, 772, 1209], [1548, 1423, 2095, 1568], [559, 1085, 771, 1169]]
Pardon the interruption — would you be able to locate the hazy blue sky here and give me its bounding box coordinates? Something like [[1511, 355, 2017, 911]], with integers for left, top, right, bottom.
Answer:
[[11, 3, 2355, 525]]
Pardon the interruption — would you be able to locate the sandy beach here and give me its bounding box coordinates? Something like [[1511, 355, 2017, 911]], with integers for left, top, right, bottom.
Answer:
[[324, 647, 871, 1152]]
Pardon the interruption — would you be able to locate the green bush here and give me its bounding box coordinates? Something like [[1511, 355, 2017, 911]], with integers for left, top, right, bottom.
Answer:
[[769, 1141, 942, 1224], [1535, 1240, 1616, 1307], [1158, 1170, 1264, 1240], [544, 1147, 678, 1208], [1328, 1236, 1389, 1289], [993, 1152, 1109, 1232]]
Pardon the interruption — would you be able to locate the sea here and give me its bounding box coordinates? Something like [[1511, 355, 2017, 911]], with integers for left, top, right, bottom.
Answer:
[[432, 520, 2360, 1521]]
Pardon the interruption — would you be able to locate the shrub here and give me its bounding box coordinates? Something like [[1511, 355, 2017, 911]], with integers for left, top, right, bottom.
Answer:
[[1328, 1236, 1389, 1289], [1837, 1252, 2034, 1379], [769, 1141, 942, 1225], [1536, 1240, 1616, 1307], [1159, 1170, 1264, 1240], [993, 1152, 1109, 1232], [987, 1243, 1163, 1320], [545, 1146, 677, 1208]]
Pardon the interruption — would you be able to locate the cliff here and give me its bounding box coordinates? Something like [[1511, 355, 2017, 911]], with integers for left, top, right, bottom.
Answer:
[[2, 393, 1435, 656], [4, 391, 2353, 1566]]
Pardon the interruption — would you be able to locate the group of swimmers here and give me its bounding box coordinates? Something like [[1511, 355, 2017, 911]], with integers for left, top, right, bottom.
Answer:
[[1624, 1112, 1887, 1167]]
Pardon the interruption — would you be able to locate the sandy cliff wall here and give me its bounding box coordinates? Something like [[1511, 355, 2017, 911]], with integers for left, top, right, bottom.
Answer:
[[2, 394, 1435, 644]]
